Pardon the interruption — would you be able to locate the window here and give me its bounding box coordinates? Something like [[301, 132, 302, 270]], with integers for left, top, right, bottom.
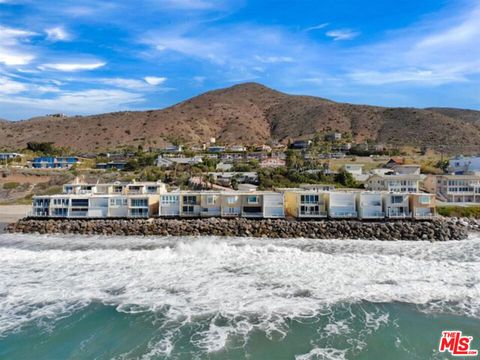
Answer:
[[183, 195, 197, 205], [247, 195, 259, 204], [53, 208, 67, 216], [206, 196, 216, 205], [226, 207, 238, 214], [113, 186, 123, 193], [130, 208, 148, 217], [53, 198, 69, 206], [131, 199, 148, 207], [71, 199, 89, 207], [227, 196, 237, 204], [161, 195, 178, 204], [146, 186, 157, 193], [110, 198, 127, 206], [391, 196, 404, 204], [183, 205, 194, 213], [419, 195, 431, 204], [301, 195, 319, 204]]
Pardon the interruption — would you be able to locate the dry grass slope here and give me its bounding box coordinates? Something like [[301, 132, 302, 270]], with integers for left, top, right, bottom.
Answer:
[[1, 82, 479, 153]]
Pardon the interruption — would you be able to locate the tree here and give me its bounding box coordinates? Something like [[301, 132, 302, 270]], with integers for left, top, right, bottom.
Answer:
[[334, 169, 357, 188]]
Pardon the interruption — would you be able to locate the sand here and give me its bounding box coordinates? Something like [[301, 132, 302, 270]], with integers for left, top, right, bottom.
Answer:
[[0, 205, 30, 233]]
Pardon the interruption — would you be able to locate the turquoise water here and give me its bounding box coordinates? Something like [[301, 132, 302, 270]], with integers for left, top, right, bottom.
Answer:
[[0, 234, 479, 359]]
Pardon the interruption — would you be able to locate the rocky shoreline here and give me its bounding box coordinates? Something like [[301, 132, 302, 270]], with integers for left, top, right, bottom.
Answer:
[[4, 217, 474, 241]]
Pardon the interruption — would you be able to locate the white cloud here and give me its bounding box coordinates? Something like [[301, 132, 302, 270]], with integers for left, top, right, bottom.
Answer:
[[0, 25, 36, 66], [0, 89, 144, 115], [305, 23, 329, 32], [0, 77, 27, 94], [45, 26, 71, 41], [326, 29, 359, 41], [254, 55, 294, 63], [102, 78, 150, 90], [39, 62, 106, 72], [158, 0, 216, 10], [345, 1, 480, 86], [144, 76, 167, 85], [348, 69, 467, 85]]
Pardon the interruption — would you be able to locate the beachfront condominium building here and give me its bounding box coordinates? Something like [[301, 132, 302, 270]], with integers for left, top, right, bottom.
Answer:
[[32, 193, 159, 218], [409, 193, 436, 219], [357, 192, 384, 219], [221, 193, 242, 217], [328, 192, 357, 218], [219, 191, 285, 218], [427, 174, 480, 203], [365, 174, 423, 193], [159, 193, 181, 217], [384, 193, 411, 218], [283, 190, 329, 218]]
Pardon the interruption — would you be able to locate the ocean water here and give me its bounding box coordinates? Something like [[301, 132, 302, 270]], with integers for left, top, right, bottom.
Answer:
[[0, 234, 479, 359]]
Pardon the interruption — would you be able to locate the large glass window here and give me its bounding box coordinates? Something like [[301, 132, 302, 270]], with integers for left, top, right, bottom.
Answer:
[[183, 205, 194, 213], [419, 195, 431, 204], [300, 195, 319, 204], [183, 195, 198, 205], [247, 195, 259, 204], [391, 196, 405, 204], [71, 199, 89, 207], [206, 196, 216, 205], [227, 196, 237, 204], [130, 199, 148, 207], [161, 195, 179, 204]]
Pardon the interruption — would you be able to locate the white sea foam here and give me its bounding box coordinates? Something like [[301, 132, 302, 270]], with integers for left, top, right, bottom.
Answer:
[[1, 233, 480, 355]]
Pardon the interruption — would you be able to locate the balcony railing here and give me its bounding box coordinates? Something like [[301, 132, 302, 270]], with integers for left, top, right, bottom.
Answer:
[[298, 210, 327, 217], [387, 210, 412, 218], [329, 211, 357, 218], [360, 211, 385, 218]]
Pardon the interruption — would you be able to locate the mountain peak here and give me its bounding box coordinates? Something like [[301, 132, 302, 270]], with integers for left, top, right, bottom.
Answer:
[[1, 84, 480, 153]]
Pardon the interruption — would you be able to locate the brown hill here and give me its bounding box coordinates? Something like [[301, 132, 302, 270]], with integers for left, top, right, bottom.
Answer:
[[1, 82, 480, 153]]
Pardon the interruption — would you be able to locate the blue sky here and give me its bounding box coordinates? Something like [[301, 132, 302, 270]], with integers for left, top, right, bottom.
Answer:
[[0, 0, 479, 120]]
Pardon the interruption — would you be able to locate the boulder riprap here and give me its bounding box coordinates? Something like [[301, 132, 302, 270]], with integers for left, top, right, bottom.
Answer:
[[5, 217, 469, 241]]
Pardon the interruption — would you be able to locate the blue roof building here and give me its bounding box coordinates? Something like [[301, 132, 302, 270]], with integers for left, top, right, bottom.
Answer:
[[32, 156, 80, 169]]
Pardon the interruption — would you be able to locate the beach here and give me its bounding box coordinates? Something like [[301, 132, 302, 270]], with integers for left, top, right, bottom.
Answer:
[[0, 205, 30, 233]]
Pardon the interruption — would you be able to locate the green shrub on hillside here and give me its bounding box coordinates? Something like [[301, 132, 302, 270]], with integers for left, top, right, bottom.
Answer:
[[437, 206, 480, 218], [3, 182, 19, 190]]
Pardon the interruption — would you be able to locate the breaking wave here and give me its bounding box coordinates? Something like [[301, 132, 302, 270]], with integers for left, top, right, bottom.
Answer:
[[1, 233, 479, 358]]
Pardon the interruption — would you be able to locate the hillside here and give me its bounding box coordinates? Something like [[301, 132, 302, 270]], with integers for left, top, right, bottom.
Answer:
[[1, 83, 480, 153]]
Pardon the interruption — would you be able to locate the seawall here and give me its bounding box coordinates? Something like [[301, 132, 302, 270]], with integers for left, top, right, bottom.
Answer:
[[5, 217, 469, 241]]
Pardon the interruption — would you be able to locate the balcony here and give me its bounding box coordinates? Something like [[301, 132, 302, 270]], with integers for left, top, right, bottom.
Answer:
[[298, 209, 327, 218], [329, 210, 357, 218], [360, 211, 385, 219], [387, 209, 412, 218], [201, 208, 221, 217]]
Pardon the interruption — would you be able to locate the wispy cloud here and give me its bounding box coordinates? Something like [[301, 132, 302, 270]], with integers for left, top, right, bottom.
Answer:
[[156, 0, 217, 10], [305, 23, 329, 32], [254, 55, 294, 63], [45, 26, 72, 41], [38, 62, 106, 72], [346, 1, 480, 86], [0, 89, 145, 116], [325, 29, 359, 41], [0, 76, 27, 94], [144, 76, 167, 85], [0, 25, 37, 66]]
